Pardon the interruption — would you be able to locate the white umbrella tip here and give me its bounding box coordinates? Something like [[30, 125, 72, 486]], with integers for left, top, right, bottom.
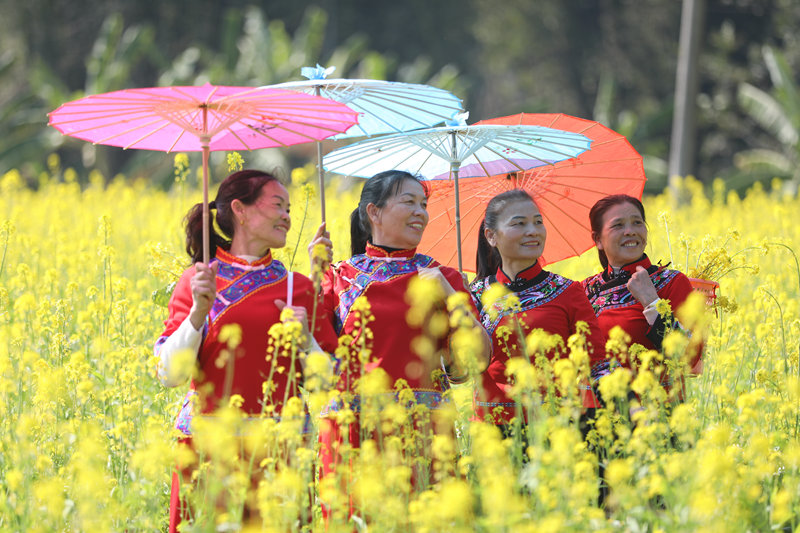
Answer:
[[301, 64, 336, 80], [446, 111, 469, 127]]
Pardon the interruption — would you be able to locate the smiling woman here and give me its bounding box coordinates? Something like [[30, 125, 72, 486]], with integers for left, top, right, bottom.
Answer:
[[153, 169, 338, 531], [309, 169, 490, 516], [227, 180, 292, 257], [471, 189, 607, 431], [581, 194, 703, 405], [364, 178, 429, 251]]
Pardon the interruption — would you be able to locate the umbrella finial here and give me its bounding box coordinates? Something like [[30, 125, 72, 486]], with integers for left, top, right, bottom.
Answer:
[[446, 111, 469, 127], [302, 64, 336, 80]]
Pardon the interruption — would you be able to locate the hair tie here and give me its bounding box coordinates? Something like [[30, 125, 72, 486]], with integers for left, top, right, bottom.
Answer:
[[208, 200, 217, 210]]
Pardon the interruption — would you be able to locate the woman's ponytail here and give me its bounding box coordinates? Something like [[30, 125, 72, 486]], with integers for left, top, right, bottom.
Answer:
[[475, 219, 502, 279], [185, 202, 229, 264], [350, 208, 370, 256]]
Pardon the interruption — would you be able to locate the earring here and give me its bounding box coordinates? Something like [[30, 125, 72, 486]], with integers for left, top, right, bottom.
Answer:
[[240, 218, 245, 226]]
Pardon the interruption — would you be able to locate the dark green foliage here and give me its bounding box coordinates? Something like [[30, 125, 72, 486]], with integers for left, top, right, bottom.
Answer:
[[2, 1, 800, 190]]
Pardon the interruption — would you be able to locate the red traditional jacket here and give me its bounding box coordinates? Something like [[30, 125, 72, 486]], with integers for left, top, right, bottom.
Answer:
[[470, 262, 607, 423], [581, 254, 701, 401], [157, 248, 338, 417], [320, 243, 477, 398]]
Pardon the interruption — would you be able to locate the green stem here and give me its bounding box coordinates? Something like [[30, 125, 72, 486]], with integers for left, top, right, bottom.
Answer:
[[760, 287, 787, 374], [289, 188, 311, 270], [663, 217, 674, 266], [765, 242, 800, 293], [0, 227, 9, 280]]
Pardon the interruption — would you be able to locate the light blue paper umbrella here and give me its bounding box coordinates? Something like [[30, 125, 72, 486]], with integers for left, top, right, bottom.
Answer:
[[323, 116, 592, 271], [266, 65, 463, 221]]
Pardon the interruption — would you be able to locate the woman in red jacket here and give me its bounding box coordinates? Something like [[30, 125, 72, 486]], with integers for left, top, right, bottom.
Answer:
[[312, 170, 490, 506], [156, 169, 338, 531], [470, 189, 607, 431], [581, 194, 701, 404]]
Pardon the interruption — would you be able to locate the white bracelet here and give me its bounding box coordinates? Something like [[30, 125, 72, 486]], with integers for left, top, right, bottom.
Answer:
[[643, 297, 661, 311], [642, 297, 661, 325]]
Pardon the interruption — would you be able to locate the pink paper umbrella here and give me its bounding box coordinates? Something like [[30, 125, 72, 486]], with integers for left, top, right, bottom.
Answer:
[[48, 83, 359, 263]]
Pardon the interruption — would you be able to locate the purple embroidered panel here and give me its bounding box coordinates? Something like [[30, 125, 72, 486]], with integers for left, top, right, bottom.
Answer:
[[319, 390, 447, 416], [471, 272, 573, 336], [334, 254, 434, 334], [208, 259, 287, 324], [585, 269, 680, 315]]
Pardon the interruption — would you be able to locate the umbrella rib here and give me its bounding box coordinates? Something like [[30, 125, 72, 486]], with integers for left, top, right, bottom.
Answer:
[[249, 101, 358, 117], [49, 109, 161, 129], [363, 88, 462, 108], [260, 113, 356, 134], [525, 170, 644, 182], [123, 121, 176, 150], [242, 119, 337, 146], [538, 197, 593, 247], [481, 139, 578, 166], [349, 99, 432, 131], [352, 95, 461, 127], [470, 152, 508, 178], [165, 128, 192, 153], [224, 128, 255, 151], [49, 105, 167, 119], [476, 145, 538, 172], [507, 133, 591, 157], [90, 117, 172, 145], [340, 141, 427, 176]]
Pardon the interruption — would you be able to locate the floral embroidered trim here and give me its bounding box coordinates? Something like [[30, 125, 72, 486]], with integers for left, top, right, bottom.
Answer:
[[319, 390, 447, 417], [334, 253, 434, 334], [175, 389, 313, 437], [209, 259, 287, 325], [471, 272, 573, 336], [584, 268, 680, 315]]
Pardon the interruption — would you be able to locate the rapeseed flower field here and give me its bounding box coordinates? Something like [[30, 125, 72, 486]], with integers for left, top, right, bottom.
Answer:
[[1, 158, 799, 532]]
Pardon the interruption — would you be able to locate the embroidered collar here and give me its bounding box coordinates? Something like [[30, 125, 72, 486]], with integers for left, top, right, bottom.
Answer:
[[494, 261, 548, 293], [216, 247, 273, 271], [496, 261, 543, 284], [475, 269, 572, 334], [604, 254, 650, 281], [365, 242, 417, 261]]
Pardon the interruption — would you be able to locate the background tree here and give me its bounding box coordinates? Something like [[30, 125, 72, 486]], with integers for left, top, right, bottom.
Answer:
[[2, 0, 800, 190], [735, 45, 800, 189]]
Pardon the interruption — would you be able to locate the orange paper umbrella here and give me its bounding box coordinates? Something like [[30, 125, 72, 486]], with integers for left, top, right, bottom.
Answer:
[[419, 113, 646, 271]]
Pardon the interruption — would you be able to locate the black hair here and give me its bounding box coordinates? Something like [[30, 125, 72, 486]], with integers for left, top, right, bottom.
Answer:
[[475, 189, 537, 279], [184, 169, 281, 263], [588, 194, 646, 269], [349, 170, 429, 256]]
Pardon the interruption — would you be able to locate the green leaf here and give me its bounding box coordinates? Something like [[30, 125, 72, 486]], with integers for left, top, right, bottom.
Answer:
[[738, 82, 799, 146], [733, 148, 795, 178], [763, 46, 800, 123], [151, 281, 177, 308]]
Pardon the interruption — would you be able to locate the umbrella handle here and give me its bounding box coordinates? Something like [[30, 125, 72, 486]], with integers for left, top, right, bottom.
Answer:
[[317, 140, 326, 224], [450, 132, 463, 273], [202, 144, 210, 265], [453, 168, 463, 273], [314, 86, 327, 224]]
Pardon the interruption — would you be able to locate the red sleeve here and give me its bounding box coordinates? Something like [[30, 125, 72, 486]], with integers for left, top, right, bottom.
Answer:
[[319, 264, 341, 327], [159, 266, 196, 339], [566, 282, 607, 368], [294, 272, 338, 353], [440, 266, 480, 319], [661, 271, 693, 310], [661, 272, 704, 373]]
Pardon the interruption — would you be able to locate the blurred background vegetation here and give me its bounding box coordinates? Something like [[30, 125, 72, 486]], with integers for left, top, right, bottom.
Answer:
[[1, 0, 798, 192]]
